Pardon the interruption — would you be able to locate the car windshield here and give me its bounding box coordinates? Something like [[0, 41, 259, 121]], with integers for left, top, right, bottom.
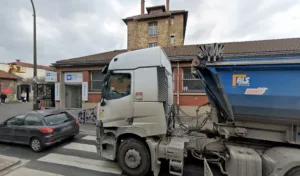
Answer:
[[43, 113, 73, 126]]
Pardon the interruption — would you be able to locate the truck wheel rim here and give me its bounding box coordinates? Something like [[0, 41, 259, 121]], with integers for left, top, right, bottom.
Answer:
[[124, 149, 142, 169], [32, 139, 40, 151]]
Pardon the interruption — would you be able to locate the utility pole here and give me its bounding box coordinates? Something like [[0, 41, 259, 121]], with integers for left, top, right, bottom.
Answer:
[[30, 0, 38, 110]]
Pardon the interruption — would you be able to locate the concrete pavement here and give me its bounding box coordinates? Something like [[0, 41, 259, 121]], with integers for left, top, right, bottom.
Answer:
[[0, 155, 20, 173]]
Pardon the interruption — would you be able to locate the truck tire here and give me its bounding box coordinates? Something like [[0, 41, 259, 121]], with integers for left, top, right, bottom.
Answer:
[[117, 138, 150, 176], [285, 167, 300, 176]]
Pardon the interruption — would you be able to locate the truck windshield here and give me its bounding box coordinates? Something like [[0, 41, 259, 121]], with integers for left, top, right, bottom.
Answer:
[[104, 74, 131, 100]]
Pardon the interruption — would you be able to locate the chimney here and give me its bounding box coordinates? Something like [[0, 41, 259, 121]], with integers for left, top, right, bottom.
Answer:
[[141, 0, 145, 15], [166, 0, 170, 12]]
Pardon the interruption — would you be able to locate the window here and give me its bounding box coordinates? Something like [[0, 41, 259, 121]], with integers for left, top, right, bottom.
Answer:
[[171, 16, 174, 25], [172, 69, 175, 91], [104, 74, 131, 100], [90, 71, 104, 92], [182, 68, 205, 93], [24, 115, 42, 126], [148, 42, 158, 48], [170, 35, 174, 44], [148, 22, 157, 37], [43, 113, 73, 126], [6, 115, 25, 126]]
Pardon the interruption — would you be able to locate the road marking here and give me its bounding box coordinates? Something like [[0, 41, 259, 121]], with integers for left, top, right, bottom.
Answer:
[[38, 153, 121, 174], [82, 135, 96, 141], [62, 142, 96, 153], [6, 167, 64, 176]]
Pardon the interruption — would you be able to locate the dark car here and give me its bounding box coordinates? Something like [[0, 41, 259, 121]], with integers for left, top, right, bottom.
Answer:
[[0, 109, 79, 152]]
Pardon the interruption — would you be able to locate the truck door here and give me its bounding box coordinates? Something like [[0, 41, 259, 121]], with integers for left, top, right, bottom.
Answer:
[[99, 71, 133, 126]]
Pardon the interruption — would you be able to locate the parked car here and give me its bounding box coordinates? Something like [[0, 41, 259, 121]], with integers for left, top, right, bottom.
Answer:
[[0, 109, 79, 152]]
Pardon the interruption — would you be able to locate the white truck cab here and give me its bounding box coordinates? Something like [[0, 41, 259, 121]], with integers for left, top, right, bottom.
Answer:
[[96, 47, 173, 175]]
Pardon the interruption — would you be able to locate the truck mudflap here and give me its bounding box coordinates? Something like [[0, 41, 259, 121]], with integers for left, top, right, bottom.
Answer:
[[204, 158, 214, 176]]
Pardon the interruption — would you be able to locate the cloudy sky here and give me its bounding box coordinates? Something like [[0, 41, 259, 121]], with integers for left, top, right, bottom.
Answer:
[[1, 0, 300, 66]]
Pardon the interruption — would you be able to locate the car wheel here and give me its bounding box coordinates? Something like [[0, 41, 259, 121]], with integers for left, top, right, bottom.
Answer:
[[117, 138, 150, 176], [30, 137, 43, 152]]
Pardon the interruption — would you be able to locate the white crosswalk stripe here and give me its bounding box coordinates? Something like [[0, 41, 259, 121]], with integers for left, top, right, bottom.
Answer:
[[82, 135, 96, 141], [38, 153, 121, 174], [6, 167, 64, 176], [3, 135, 121, 176], [62, 142, 97, 153]]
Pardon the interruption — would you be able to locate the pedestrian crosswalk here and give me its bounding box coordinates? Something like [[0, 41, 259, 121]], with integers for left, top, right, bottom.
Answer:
[[5, 134, 122, 176]]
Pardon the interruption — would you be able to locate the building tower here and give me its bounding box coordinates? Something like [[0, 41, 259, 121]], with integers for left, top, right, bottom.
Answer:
[[123, 0, 188, 50]]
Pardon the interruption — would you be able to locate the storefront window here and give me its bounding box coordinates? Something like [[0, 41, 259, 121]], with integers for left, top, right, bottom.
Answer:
[[182, 68, 205, 93], [90, 71, 104, 92]]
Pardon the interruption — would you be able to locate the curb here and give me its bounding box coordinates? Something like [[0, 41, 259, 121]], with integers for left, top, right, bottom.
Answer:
[[0, 155, 21, 173]]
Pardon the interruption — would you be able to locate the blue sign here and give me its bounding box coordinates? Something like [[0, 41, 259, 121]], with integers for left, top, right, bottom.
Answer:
[[64, 72, 82, 83], [66, 74, 72, 80]]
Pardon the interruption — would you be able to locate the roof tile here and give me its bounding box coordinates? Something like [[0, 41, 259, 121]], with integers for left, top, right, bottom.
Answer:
[[55, 38, 300, 64], [8, 62, 54, 71], [0, 70, 21, 79]]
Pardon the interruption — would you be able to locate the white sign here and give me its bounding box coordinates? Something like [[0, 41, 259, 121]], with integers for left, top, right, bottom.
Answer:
[[55, 83, 60, 101], [45, 71, 57, 82], [82, 82, 88, 101], [64, 72, 82, 83], [245, 87, 268, 95]]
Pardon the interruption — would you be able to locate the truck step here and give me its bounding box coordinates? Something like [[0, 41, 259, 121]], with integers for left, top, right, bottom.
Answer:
[[169, 159, 184, 176], [102, 138, 115, 145], [104, 129, 116, 135]]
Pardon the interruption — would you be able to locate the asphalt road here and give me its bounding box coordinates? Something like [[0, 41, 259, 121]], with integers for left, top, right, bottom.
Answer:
[[0, 103, 213, 176], [0, 102, 33, 122], [0, 132, 212, 176]]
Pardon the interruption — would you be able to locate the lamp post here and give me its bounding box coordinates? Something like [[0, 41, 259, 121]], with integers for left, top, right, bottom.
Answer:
[[30, 0, 38, 110]]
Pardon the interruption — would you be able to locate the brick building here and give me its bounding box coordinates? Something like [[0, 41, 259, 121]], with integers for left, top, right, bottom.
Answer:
[[0, 70, 21, 102], [124, 0, 188, 49], [53, 1, 300, 115]]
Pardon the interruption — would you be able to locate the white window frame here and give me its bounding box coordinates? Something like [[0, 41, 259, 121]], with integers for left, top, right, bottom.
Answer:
[[148, 22, 158, 37], [170, 35, 175, 44], [148, 42, 158, 48]]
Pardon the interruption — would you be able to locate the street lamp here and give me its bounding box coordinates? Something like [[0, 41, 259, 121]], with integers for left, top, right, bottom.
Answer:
[[30, 0, 38, 110]]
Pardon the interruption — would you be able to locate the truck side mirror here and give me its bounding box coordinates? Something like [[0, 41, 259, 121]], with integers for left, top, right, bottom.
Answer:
[[102, 65, 108, 74], [100, 98, 106, 106]]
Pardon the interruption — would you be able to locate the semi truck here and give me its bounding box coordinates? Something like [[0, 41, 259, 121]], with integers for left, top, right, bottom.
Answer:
[[96, 44, 300, 176]]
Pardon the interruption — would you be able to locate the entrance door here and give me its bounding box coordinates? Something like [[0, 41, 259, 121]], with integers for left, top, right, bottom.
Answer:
[[65, 85, 82, 108], [20, 85, 30, 102]]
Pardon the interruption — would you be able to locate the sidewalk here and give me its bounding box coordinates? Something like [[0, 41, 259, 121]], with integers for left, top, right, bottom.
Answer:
[[0, 155, 20, 173]]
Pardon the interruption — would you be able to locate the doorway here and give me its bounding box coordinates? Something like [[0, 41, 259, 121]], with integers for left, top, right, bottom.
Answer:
[[37, 84, 55, 108], [17, 84, 30, 102], [65, 85, 82, 108]]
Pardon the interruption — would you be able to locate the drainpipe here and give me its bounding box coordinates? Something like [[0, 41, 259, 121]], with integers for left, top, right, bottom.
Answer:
[[177, 62, 180, 105]]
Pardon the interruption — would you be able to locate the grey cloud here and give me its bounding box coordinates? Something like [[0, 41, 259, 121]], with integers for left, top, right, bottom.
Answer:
[[0, 0, 299, 66]]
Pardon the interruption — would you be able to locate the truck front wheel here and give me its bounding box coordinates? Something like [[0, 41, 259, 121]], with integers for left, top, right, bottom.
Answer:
[[285, 167, 300, 176], [117, 138, 150, 176]]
